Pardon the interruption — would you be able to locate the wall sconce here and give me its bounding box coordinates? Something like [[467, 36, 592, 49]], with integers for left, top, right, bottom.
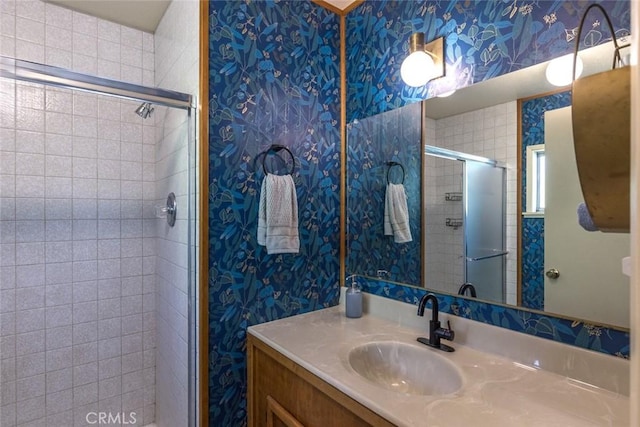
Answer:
[[437, 89, 456, 98], [545, 53, 583, 87], [400, 33, 445, 87]]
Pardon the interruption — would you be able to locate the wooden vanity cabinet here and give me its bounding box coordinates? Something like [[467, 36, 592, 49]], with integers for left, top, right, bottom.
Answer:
[[247, 334, 395, 427]]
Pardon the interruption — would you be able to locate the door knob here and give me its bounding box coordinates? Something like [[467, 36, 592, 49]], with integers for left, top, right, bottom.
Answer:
[[545, 268, 560, 279]]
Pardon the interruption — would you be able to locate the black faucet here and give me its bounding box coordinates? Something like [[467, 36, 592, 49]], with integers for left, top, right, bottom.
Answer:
[[417, 293, 455, 352], [457, 282, 477, 298]]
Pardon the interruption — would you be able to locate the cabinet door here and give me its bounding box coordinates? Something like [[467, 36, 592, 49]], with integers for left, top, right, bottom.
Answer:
[[266, 395, 304, 427], [248, 335, 395, 427]]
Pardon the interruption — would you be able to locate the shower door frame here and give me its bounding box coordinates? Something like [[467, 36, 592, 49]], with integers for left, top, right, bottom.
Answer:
[[1, 55, 199, 427], [1, 56, 192, 110], [423, 145, 507, 301]]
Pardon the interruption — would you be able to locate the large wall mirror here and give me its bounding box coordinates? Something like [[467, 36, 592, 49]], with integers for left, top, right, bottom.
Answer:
[[346, 40, 630, 330]]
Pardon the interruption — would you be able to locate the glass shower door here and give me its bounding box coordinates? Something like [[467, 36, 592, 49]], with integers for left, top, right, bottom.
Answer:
[[464, 161, 506, 302], [0, 56, 198, 427]]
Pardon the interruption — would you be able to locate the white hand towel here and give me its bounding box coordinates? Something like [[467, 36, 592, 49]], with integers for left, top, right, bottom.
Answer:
[[257, 174, 300, 254], [384, 183, 412, 243], [384, 186, 393, 237]]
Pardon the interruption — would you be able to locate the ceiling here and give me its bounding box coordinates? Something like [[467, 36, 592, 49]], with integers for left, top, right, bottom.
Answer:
[[43, 0, 358, 33], [43, 0, 171, 33], [320, 0, 359, 11]]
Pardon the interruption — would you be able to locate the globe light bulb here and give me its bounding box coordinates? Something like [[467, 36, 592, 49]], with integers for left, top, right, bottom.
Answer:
[[400, 51, 436, 87], [545, 53, 583, 87]]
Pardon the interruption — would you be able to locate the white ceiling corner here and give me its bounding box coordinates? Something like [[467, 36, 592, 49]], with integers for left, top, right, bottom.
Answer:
[[321, 0, 359, 11], [43, 0, 171, 33]]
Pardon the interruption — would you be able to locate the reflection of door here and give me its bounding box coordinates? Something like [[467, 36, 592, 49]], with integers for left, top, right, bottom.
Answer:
[[544, 107, 629, 328]]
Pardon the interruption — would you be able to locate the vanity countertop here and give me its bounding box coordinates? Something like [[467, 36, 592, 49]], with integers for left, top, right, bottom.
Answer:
[[248, 306, 629, 427]]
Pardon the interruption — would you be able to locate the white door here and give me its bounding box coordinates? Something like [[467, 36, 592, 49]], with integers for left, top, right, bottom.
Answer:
[[544, 107, 629, 328]]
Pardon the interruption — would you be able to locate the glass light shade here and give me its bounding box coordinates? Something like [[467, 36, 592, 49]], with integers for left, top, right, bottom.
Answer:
[[545, 53, 583, 87], [400, 51, 436, 87], [437, 89, 456, 98]]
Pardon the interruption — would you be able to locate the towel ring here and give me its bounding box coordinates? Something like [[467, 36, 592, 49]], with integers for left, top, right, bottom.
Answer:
[[261, 144, 295, 175], [386, 161, 405, 184]]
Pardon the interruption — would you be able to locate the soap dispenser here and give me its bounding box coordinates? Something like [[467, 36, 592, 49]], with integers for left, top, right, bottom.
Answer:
[[345, 275, 362, 318]]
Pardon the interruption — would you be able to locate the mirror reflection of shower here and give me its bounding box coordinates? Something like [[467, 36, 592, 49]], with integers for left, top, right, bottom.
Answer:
[[135, 101, 154, 118], [423, 146, 507, 303]]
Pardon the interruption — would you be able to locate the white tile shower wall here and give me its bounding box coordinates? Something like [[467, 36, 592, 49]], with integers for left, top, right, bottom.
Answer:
[[423, 152, 465, 295], [152, 1, 198, 426], [0, 1, 156, 426], [424, 118, 465, 294], [428, 102, 518, 304]]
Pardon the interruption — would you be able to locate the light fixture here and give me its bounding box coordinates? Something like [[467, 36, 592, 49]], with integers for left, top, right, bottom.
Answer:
[[400, 33, 445, 87], [545, 53, 583, 87], [134, 102, 154, 119], [437, 89, 456, 98]]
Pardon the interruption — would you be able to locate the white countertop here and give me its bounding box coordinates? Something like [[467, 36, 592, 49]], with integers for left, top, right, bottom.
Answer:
[[248, 304, 629, 427]]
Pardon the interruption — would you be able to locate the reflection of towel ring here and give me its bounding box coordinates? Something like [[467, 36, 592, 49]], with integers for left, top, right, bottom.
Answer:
[[386, 161, 405, 184], [261, 144, 295, 175]]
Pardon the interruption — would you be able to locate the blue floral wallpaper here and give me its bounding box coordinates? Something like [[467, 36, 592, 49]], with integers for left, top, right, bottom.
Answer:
[[521, 217, 545, 310], [208, 1, 341, 425], [346, 0, 630, 121], [346, 102, 422, 285], [359, 276, 630, 358], [520, 91, 571, 310]]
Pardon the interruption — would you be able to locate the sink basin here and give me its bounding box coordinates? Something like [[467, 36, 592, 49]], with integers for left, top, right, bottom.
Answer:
[[348, 341, 463, 396]]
